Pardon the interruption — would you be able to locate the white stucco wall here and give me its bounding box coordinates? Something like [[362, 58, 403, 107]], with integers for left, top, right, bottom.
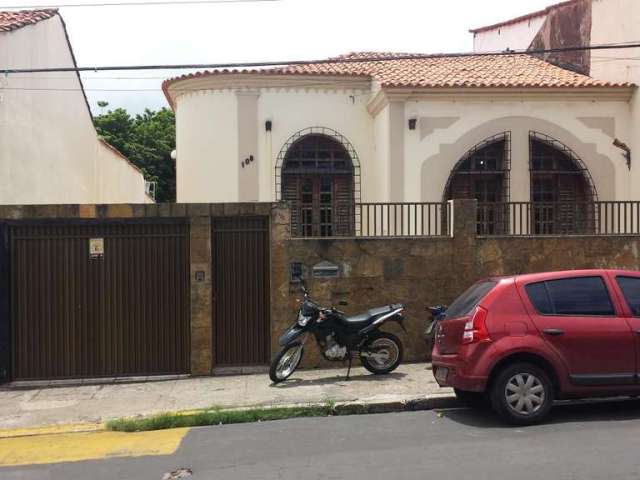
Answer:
[[590, 0, 640, 84], [95, 141, 150, 203], [590, 0, 640, 199], [472, 16, 546, 53], [404, 96, 631, 203], [175, 86, 375, 203], [259, 89, 375, 202], [174, 85, 631, 206], [176, 90, 238, 203], [372, 104, 390, 202], [0, 15, 149, 204]]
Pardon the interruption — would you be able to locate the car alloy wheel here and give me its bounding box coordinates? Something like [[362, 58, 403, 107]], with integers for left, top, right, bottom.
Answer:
[[504, 373, 545, 415], [490, 362, 554, 425]]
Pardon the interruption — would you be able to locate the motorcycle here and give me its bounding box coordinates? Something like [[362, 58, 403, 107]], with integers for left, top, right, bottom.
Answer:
[[270, 280, 406, 383], [424, 305, 447, 358]]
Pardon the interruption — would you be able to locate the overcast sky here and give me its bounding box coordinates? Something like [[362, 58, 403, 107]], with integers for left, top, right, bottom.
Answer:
[[2, 0, 558, 113]]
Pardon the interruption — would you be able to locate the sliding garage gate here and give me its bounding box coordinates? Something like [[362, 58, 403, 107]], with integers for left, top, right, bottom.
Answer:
[[8, 220, 190, 381]]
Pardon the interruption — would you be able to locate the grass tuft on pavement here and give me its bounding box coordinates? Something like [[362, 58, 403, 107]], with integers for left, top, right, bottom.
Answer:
[[106, 402, 336, 433]]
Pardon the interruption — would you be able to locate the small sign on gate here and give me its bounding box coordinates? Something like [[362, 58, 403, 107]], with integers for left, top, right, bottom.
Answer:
[[89, 238, 104, 259]]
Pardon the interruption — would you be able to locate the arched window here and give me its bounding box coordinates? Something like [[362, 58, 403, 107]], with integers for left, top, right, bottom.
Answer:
[[529, 132, 596, 234], [444, 133, 511, 234], [280, 132, 356, 237]]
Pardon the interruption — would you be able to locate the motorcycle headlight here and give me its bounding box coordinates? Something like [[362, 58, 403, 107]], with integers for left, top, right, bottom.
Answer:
[[297, 311, 312, 326]]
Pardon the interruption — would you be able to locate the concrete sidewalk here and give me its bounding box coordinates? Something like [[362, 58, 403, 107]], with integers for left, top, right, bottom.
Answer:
[[0, 363, 452, 429]]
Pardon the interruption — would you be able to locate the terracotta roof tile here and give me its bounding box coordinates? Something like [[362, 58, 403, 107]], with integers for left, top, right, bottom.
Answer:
[[0, 9, 58, 32], [164, 51, 631, 97]]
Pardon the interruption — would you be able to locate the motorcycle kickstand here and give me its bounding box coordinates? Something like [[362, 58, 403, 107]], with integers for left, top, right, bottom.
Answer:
[[345, 353, 353, 381]]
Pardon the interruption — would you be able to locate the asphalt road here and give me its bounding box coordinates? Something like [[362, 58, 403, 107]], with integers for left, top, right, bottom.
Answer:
[[4, 399, 640, 480]]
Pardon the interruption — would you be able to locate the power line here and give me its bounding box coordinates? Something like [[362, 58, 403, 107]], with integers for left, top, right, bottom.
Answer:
[[0, 80, 375, 93], [1, 0, 279, 8], [13, 55, 640, 79], [3, 41, 640, 75], [592, 55, 640, 62]]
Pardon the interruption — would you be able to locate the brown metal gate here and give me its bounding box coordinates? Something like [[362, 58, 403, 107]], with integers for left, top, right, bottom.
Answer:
[[0, 224, 9, 383], [10, 220, 190, 381], [212, 217, 270, 367]]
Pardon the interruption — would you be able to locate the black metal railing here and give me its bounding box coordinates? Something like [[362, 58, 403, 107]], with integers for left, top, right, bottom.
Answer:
[[477, 201, 640, 236], [290, 202, 451, 238]]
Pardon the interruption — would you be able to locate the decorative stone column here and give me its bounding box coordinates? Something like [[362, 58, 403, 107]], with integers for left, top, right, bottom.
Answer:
[[269, 203, 292, 359], [450, 198, 478, 281], [510, 128, 531, 202], [189, 214, 213, 375]]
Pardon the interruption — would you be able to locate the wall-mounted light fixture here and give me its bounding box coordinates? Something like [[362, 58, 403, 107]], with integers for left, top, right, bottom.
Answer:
[[408, 118, 417, 130], [265, 120, 272, 132], [613, 138, 631, 170]]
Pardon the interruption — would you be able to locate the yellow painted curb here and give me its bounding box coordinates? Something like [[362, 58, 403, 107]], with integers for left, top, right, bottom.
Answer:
[[0, 422, 104, 439], [0, 427, 190, 467]]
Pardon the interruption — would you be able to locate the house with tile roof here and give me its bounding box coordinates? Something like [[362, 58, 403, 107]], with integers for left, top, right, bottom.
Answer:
[[0, 9, 151, 204], [165, 4, 637, 237]]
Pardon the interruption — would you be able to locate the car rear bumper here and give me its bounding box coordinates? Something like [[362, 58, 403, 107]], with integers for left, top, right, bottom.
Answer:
[[432, 353, 488, 392]]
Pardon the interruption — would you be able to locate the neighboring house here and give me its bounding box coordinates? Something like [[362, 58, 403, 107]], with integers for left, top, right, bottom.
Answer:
[[164, 1, 637, 237], [0, 9, 151, 204], [471, 0, 640, 82]]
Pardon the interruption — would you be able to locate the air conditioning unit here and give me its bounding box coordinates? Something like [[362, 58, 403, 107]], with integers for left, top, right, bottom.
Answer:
[[145, 181, 157, 201]]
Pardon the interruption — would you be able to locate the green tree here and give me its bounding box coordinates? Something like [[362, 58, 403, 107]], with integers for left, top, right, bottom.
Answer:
[[94, 107, 176, 203]]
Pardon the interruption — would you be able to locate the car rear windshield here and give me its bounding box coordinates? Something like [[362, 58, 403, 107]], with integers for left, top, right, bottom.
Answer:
[[444, 280, 497, 320]]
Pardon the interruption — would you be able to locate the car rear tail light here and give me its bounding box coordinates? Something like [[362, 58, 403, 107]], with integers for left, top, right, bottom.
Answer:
[[462, 306, 491, 345]]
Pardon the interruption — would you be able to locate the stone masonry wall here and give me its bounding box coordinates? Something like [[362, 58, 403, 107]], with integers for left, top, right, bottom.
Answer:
[[3, 200, 640, 376], [274, 200, 640, 368]]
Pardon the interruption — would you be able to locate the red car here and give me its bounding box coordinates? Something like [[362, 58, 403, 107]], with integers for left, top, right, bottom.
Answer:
[[432, 269, 640, 425]]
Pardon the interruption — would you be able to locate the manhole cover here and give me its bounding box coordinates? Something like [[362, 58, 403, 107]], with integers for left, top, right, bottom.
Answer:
[[162, 468, 192, 479]]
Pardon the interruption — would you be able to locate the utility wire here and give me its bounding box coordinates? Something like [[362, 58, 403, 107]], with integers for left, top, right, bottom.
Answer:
[[1, 0, 279, 8], [14, 55, 640, 80], [3, 41, 640, 75], [0, 80, 375, 92]]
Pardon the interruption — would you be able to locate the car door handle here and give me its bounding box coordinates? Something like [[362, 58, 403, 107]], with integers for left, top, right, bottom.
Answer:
[[543, 328, 565, 336]]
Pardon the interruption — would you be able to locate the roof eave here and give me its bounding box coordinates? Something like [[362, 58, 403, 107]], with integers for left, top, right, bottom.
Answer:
[[368, 85, 636, 116], [0, 8, 59, 32], [163, 72, 373, 111]]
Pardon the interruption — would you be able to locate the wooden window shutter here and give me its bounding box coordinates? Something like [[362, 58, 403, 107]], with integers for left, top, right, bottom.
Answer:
[[333, 175, 354, 236]]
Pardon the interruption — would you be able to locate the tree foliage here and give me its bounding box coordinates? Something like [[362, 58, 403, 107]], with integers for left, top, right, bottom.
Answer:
[[94, 107, 176, 203]]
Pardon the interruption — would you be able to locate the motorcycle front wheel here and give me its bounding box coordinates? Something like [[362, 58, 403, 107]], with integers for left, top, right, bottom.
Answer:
[[269, 343, 304, 383], [361, 332, 403, 375]]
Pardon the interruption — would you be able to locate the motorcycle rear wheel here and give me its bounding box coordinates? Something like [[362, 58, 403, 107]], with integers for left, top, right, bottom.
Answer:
[[361, 332, 403, 375], [269, 343, 304, 383]]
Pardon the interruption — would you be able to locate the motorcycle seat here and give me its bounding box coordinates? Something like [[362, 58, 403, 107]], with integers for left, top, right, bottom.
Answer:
[[340, 304, 403, 327]]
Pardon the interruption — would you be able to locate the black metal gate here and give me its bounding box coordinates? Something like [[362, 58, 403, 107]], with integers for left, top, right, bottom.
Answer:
[[9, 220, 190, 381], [212, 217, 270, 367]]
